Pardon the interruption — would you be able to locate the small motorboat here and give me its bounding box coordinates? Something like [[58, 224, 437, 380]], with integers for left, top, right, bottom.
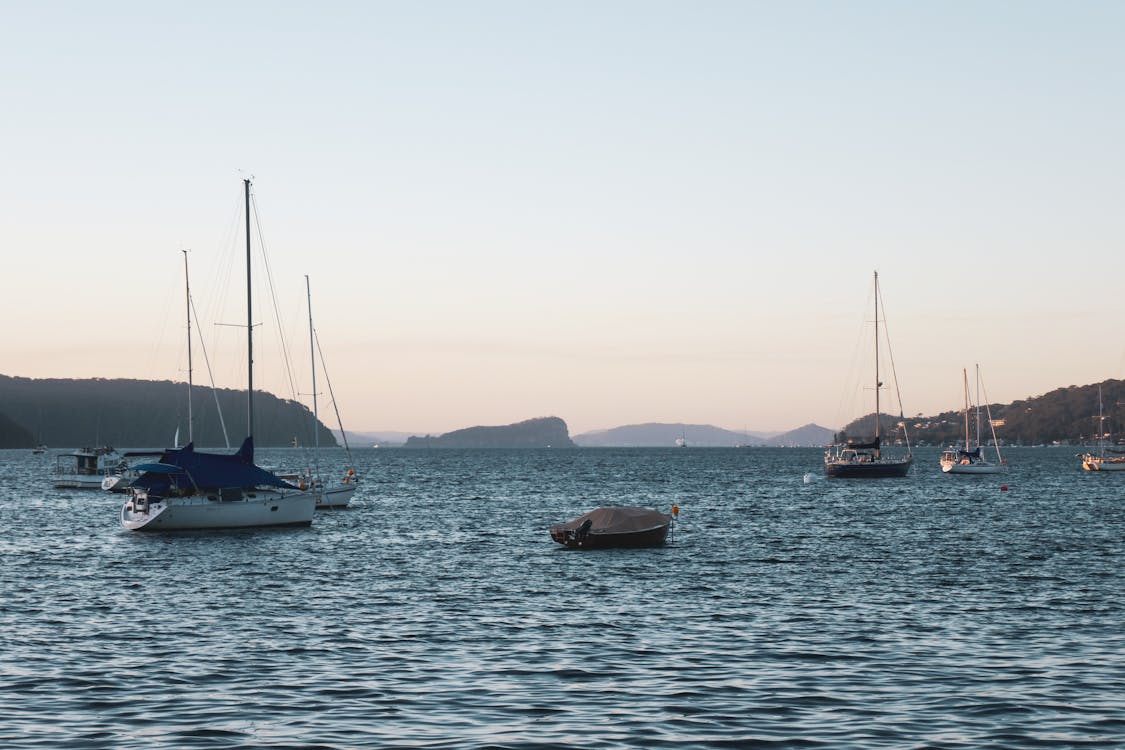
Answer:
[[550, 506, 673, 550]]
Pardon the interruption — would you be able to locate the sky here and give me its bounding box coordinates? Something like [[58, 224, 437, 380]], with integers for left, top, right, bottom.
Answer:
[[3, 1, 1124, 436]]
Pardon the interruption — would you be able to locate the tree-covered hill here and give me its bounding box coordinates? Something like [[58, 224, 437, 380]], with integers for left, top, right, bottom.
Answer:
[[404, 417, 576, 448], [0, 374, 337, 449], [0, 412, 34, 448], [840, 379, 1125, 447]]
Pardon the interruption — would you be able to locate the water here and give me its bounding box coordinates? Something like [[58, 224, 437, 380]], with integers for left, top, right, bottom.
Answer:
[[2, 446, 1123, 748]]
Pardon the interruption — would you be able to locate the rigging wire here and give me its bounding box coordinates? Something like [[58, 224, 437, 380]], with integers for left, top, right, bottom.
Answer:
[[832, 282, 876, 440], [190, 291, 231, 449], [876, 277, 912, 452], [977, 366, 1003, 463], [315, 327, 357, 476], [250, 189, 302, 410]]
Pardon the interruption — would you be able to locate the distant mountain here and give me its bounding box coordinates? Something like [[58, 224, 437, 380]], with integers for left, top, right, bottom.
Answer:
[[770, 423, 836, 447], [403, 417, 576, 449], [0, 374, 338, 449], [573, 423, 771, 448]]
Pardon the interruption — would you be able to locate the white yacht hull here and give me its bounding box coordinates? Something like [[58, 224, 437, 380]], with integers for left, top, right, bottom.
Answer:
[[315, 483, 356, 509], [54, 475, 111, 490], [101, 470, 141, 492], [121, 489, 316, 531], [941, 460, 1007, 474], [1081, 456, 1125, 471]]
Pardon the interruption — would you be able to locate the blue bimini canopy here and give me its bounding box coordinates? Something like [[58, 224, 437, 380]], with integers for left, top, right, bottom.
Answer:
[[131, 437, 299, 494], [959, 448, 982, 459]]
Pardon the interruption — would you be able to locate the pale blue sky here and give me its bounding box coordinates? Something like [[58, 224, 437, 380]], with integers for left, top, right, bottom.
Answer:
[[3, 2, 1124, 435]]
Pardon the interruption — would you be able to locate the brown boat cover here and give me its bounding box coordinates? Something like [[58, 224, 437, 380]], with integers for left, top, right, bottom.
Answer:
[[553, 506, 671, 534]]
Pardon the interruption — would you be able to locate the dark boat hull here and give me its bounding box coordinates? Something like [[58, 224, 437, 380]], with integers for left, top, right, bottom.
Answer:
[[551, 523, 671, 549], [824, 458, 913, 478]]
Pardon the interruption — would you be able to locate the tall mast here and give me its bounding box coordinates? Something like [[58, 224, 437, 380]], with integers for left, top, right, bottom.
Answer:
[[873, 270, 880, 458], [962, 368, 970, 449], [183, 249, 193, 444], [1098, 384, 1105, 451], [974, 363, 982, 450], [245, 178, 254, 438], [306, 275, 320, 479]]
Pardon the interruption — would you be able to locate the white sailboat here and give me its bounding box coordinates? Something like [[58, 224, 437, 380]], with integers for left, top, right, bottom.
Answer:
[[824, 271, 913, 478], [1079, 385, 1125, 471], [121, 179, 317, 531], [302, 275, 358, 509], [940, 365, 1007, 474]]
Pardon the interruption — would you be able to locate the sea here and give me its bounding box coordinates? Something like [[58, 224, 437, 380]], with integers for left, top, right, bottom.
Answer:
[[1, 446, 1122, 749]]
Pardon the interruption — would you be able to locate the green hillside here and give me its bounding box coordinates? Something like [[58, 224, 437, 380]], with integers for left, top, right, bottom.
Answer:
[[841, 379, 1125, 447], [0, 375, 337, 449]]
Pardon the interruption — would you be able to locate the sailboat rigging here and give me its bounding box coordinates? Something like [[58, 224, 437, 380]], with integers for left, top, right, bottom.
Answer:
[[303, 275, 358, 508], [1079, 385, 1125, 471], [120, 179, 317, 531], [940, 365, 1007, 474], [824, 271, 913, 478]]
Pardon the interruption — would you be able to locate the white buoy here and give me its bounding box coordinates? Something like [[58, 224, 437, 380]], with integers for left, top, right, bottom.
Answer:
[[803, 472, 813, 484]]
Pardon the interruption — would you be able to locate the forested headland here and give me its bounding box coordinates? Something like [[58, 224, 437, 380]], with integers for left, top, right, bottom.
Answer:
[[0, 375, 337, 449], [403, 417, 576, 449], [839, 379, 1125, 447]]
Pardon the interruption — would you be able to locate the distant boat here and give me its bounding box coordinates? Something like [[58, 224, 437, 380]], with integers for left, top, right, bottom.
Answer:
[[824, 271, 913, 478], [1079, 385, 1125, 471], [120, 179, 316, 531], [32, 411, 46, 454], [549, 506, 673, 549], [941, 365, 1007, 474], [53, 446, 126, 489]]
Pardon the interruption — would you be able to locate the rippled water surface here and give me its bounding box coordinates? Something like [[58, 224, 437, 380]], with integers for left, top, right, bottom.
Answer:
[[2, 446, 1123, 748]]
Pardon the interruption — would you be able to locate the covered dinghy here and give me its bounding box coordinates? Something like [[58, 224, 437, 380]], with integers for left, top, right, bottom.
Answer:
[[550, 506, 673, 549]]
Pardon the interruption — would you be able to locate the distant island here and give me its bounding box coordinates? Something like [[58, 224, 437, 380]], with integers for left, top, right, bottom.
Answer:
[[5, 374, 1125, 449], [403, 417, 576, 449], [572, 422, 833, 448]]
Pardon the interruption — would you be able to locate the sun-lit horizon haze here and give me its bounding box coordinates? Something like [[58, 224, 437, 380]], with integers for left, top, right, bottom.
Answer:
[[3, 3, 1124, 438]]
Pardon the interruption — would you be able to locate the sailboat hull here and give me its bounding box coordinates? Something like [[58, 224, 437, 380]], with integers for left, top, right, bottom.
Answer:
[[941, 461, 1007, 475], [121, 490, 316, 531], [1081, 455, 1125, 471], [315, 483, 356, 509], [824, 457, 912, 478]]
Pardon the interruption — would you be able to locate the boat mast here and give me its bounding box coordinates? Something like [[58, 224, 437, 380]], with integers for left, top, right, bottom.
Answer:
[[245, 178, 254, 439], [873, 270, 881, 459], [962, 368, 970, 450], [306, 275, 320, 480], [1097, 384, 1105, 454], [974, 364, 982, 451], [183, 249, 194, 444]]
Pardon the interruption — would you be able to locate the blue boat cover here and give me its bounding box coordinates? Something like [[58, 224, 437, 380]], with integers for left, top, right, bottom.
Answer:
[[131, 437, 298, 494], [958, 448, 982, 459]]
